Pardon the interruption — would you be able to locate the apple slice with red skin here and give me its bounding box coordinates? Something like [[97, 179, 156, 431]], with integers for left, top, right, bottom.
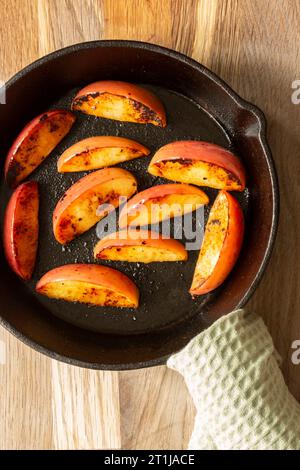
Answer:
[[36, 264, 139, 308], [5, 109, 75, 188], [57, 136, 150, 172], [94, 229, 188, 263], [53, 168, 137, 244], [148, 140, 246, 191], [72, 81, 166, 127], [3, 181, 39, 280], [190, 190, 244, 295], [119, 183, 209, 228]]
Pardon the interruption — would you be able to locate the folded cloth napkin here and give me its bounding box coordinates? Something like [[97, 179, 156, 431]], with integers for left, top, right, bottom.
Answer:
[[167, 309, 300, 450]]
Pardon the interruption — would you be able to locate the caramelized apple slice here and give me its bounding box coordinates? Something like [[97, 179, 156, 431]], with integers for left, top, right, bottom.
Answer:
[[72, 81, 166, 127], [3, 181, 39, 280], [119, 184, 209, 228], [5, 110, 75, 187], [36, 264, 139, 308], [190, 190, 244, 295], [57, 136, 150, 172], [53, 168, 137, 244], [148, 140, 246, 191], [94, 229, 188, 262]]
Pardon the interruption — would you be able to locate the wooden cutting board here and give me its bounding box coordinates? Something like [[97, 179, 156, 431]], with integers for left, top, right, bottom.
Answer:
[[0, 0, 299, 449]]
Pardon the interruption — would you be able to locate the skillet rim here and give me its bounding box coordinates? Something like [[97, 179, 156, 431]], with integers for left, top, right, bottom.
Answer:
[[0, 40, 279, 370]]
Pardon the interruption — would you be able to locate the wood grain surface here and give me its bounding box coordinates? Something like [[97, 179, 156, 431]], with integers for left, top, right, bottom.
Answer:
[[0, 0, 299, 449]]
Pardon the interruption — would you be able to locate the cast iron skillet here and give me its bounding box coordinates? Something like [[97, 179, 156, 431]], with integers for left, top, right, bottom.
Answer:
[[0, 40, 279, 370]]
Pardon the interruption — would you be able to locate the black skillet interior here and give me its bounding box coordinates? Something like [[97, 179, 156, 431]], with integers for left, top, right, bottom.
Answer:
[[0, 41, 278, 369]]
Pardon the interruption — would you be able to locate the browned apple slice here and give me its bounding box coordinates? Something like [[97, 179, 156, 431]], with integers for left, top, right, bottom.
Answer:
[[190, 190, 244, 295], [53, 168, 137, 244], [119, 184, 209, 228], [36, 264, 139, 308], [5, 109, 75, 188], [72, 81, 166, 127], [94, 229, 188, 262], [57, 136, 150, 172], [148, 140, 246, 191], [3, 181, 39, 280]]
